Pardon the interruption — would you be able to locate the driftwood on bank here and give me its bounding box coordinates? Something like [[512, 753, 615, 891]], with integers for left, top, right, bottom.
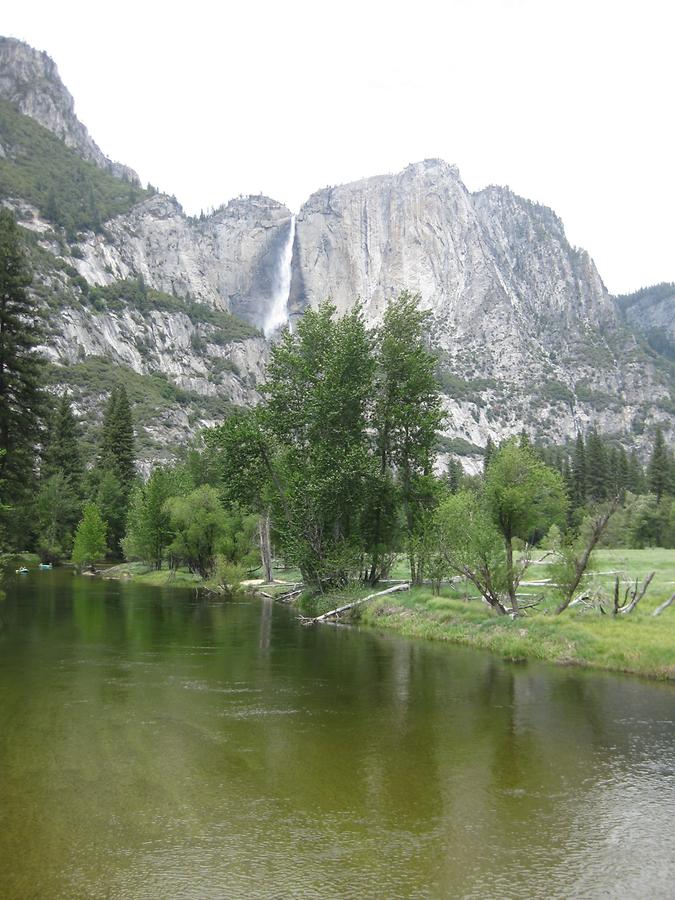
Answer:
[[652, 593, 675, 617], [301, 582, 410, 625], [275, 586, 303, 604]]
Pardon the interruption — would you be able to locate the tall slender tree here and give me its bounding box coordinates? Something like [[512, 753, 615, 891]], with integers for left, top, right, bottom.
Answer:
[[648, 426, 671, 503], [369, 292, 444, 584], [36, 394, 84, 559], [42, 393, 83, 494], [586, 428, 608, 502], [0, 209, 45, 545], [93, 384, 136, 555]]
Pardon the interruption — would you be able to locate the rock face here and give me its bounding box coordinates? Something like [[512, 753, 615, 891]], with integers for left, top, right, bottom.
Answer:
[[73, 193, 293, 329], [288, 159, 671, 455], [0, 36, 139, 184], [290, 159, 613, 342]]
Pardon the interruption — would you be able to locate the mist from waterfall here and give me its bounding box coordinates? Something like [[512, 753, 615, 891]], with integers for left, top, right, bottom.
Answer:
[[263, 216, 296, 338]]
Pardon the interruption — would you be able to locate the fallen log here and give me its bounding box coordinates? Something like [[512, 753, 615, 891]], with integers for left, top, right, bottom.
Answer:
[[652, 593, 675, 618], [302, 583, 410, 625], [276, 588, 303, 604]]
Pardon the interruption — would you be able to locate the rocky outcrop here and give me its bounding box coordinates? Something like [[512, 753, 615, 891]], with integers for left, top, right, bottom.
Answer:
[[289, 159, 613, 332], [72, 193, 293, 329], [0, 36, 139, 184], [288, 159, 669, 453], [616, 283, 675, 344]]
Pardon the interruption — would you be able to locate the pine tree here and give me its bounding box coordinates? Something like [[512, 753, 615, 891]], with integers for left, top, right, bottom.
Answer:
[[110, 385, 135, 491], [0, 209, 46, 545], [42, 394, 83, 494], [98, 385, 135, 490], [484, 436, 495, 473], [627, 450, 646, 495], [93, 384, 136, 556], [446, 458, 463, 494], [648, 426, 671, 503], [586, 428, 608, 502], [572, 433, 587, 509], [616, 446, 629, 502]]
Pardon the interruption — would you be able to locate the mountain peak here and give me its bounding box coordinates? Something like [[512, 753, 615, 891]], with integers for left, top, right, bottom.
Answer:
[[0, 36, 140, 185]]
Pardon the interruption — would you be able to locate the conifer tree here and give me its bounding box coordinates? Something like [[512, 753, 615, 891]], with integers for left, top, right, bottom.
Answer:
[[110, 385, 135, 491], [93, 384, 136, 556], [446, 458, 463, 494], [42, 394, 83, 494], [0, 209, 46, 545], [627, 450, 646, 495], [572, 433, 587, 509], [98, 385, 135, 491], [484, 436, 495, 473], [648, 426, 671, 503], [616, 446, 629, 502], [585, 428, 608, 502], [36, 395, 84, 559]]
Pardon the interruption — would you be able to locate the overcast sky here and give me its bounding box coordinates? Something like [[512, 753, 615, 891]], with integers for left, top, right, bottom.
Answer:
[[3, 0, 673, 294]]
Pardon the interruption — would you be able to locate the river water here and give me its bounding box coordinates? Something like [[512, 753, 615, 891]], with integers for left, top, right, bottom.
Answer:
[[0, 570, 673, 898]]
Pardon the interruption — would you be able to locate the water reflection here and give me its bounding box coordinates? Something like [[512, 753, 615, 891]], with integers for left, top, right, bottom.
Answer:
[[0, 570, 673, 899]]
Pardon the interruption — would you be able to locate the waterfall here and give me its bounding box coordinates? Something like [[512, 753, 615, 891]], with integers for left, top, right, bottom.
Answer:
[[263, 215, 296, 338]]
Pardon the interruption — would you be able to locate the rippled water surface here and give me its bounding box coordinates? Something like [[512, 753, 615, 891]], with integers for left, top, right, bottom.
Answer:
[[1, 570, 673, 898]]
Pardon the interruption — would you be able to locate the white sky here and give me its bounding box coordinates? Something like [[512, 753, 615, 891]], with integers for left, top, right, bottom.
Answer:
[[3, 0, 673, 294]]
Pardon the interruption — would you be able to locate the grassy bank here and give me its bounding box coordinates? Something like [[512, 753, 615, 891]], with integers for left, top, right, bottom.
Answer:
[[102, 562, 202, 587], [358, 549, 675, 680]]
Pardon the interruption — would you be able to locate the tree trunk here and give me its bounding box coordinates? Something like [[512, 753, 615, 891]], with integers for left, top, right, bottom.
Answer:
[[505, 535, 519, 613], [258, 511, 273, 583]]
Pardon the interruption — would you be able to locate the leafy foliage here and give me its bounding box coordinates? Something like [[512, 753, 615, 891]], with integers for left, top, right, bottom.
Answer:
[[72, 501, 108, 565]]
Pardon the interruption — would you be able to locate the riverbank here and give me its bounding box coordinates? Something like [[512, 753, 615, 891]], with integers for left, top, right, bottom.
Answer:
[[74, 553, 675, 680], [359, 549, 675, 680], [101, 562, 202, 587]]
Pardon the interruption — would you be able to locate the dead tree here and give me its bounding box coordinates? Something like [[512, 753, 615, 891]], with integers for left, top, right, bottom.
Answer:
[[555, 499, 619, 615], [615, 572, 655, 615]]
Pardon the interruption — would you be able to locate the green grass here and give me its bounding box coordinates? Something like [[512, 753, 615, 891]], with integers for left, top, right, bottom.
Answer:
[[358, 548, 675, 680], [0, 98, 152, 235], [103, 562, 201, 586]]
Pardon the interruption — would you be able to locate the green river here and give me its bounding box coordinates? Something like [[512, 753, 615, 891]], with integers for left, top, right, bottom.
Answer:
[[1, 570, 673, 898]]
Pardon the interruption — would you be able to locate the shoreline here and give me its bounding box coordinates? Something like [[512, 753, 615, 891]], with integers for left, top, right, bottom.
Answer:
[[23, 557, 673, 682], [358, 593, 675, 681]]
